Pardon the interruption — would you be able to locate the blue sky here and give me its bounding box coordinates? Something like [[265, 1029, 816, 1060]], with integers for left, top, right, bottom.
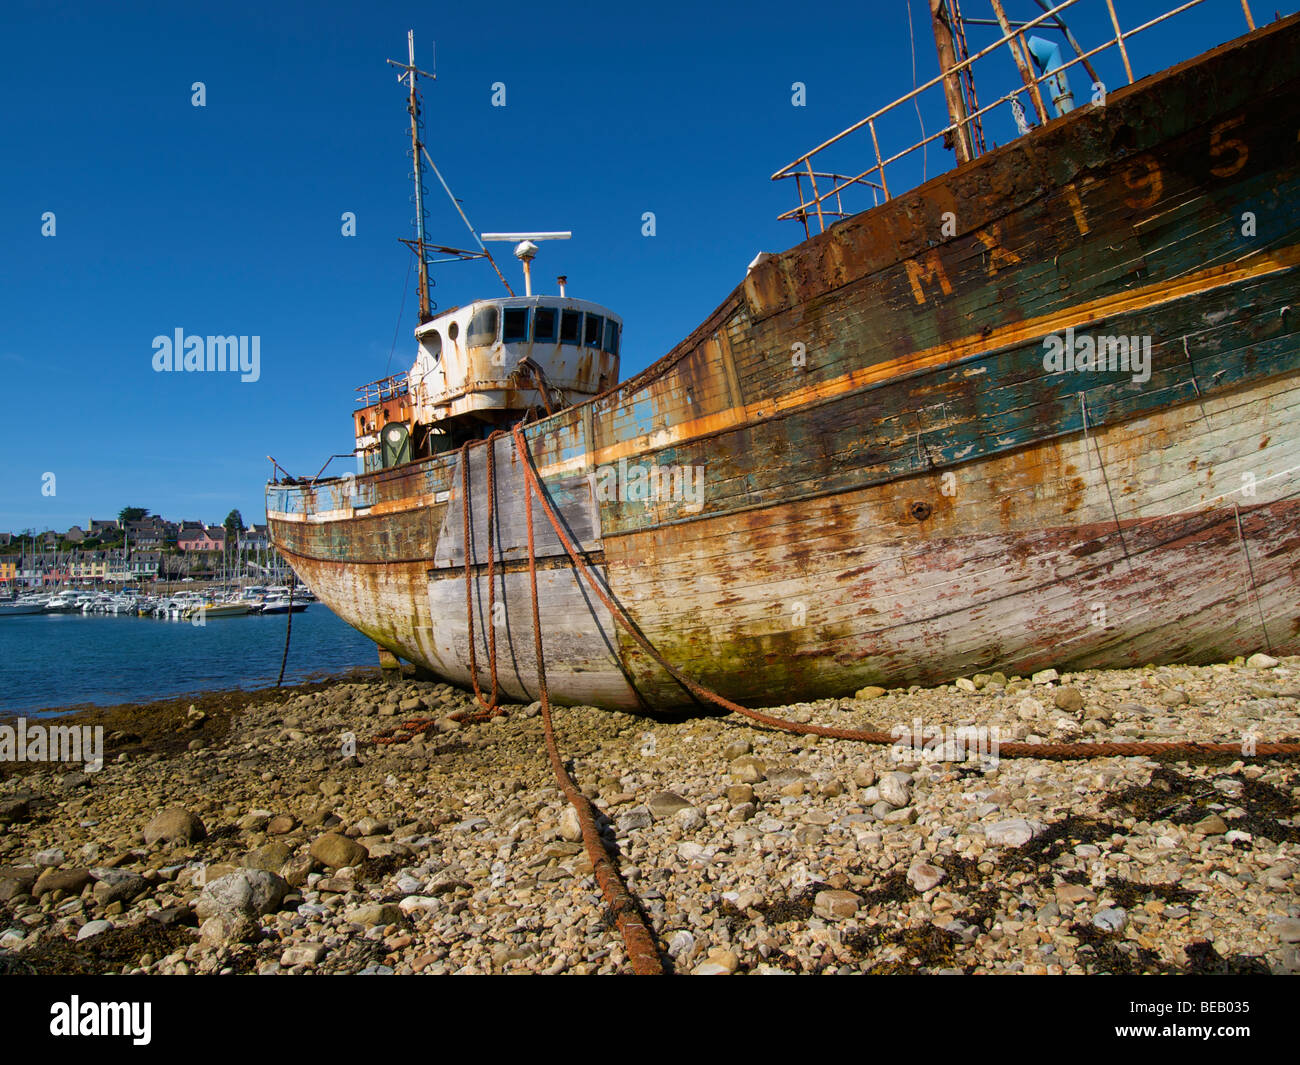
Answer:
[[0, 0, 1275, 534]]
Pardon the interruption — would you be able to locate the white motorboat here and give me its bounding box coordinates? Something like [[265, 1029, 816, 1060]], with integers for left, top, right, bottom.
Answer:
[[43, 592, 77, 613], [258, 588, 309, 615]]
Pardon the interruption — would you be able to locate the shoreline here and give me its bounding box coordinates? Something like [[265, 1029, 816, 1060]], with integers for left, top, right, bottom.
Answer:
[[1, 655, 1298, 974], [0, 666, 382, 727], [0, 603, 377, 718], [0, 668, 383, 772]]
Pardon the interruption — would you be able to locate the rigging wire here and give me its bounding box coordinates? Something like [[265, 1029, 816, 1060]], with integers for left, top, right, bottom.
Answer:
[[906, 0, 928, 182], [385, 255, 414, 379]]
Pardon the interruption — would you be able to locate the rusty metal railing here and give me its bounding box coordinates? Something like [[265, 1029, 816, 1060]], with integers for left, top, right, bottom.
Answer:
[[355, 372, 410, 406], [773, 0, 1258, 237], [790, 171, 888, 230]]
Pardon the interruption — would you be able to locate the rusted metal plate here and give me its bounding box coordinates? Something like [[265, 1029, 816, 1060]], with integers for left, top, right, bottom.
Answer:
[[433, 434, 601, 567], [426, 562, 641, 707]]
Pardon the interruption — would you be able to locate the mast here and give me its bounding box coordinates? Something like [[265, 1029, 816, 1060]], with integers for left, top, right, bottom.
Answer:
[[929, 0, 974, 163], [989, 0, 1050, 124], [388, 32, 436, 324], [385, 31, 516, 310]]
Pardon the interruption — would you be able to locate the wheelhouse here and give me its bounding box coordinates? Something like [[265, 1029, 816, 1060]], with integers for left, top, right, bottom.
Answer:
[[355, 294, 622, 471]]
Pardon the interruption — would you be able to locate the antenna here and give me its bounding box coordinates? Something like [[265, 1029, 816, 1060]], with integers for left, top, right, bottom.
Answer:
[[387, 31, 437, 323], [386, 33, 516, 308], [481, 232, 572, 296]]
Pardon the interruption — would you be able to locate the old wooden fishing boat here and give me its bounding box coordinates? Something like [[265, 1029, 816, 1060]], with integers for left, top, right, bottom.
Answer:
[[268, 4, 1300, 710]]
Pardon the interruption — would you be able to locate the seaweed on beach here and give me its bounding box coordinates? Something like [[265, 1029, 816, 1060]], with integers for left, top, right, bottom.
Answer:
[[1106, 765, 1300, 842], [0, 950, 36, 975], [366, 853, 414, 881], [1107, 766, 1221, 822], [1181, 939, 1271, 975], [1068, 921, 1173, 974], [842, 921, 964, 973], [998, 815, 1119, 873], [872, 924, 965, 974], [1067, 925, 1274, 975], [756, 947, 803, 972], [751, 882, 829, 925], [927, 853, 1005, 931], [932, 852, 982, 885], [716, 898, 750, 929], [1236, 776, 1300, 842], [1103, 876, 1199, 908], [0, 674, 379, 774], [13, 922, 194, 976], [842, 924, 882, 955], [856, 871, 915, 909], [329, 935, 393, 974]]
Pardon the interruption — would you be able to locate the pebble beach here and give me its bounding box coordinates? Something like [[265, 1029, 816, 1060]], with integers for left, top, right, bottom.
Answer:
[[2, 655, 1299, 976]]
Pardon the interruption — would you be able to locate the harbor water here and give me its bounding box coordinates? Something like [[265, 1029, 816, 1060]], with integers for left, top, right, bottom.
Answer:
[[0, 606, 378, 715]]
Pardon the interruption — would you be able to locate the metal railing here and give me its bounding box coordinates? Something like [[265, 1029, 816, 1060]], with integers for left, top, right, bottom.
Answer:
[[355, 371, 410, 406], [790, 171, 889, 227], [772, 0, 1259, 236]]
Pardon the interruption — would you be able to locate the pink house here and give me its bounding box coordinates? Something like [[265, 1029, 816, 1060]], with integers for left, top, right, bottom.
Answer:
[[178, 525, 225, 552]]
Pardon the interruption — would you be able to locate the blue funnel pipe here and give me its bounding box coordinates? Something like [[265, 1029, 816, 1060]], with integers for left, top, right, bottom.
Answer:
[[1027, 35, 1075, 116]]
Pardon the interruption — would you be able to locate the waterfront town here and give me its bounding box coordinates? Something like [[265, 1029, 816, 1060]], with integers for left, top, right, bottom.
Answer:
[[0, 511, 286, 589]]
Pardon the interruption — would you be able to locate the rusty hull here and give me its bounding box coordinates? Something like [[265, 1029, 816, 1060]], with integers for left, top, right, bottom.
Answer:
[[269, 14, 1300, 710]]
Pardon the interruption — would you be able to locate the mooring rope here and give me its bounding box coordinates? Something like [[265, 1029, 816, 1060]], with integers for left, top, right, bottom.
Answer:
[[509, 424, 1300, 761], [460, 432, 507, 719], [382, 422, 1300, 975], [517, 429, 666, 975], [275, 574, 296, 687]]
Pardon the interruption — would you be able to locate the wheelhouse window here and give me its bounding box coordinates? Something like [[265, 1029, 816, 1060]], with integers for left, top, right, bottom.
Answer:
[[467, 305, 499, 346], [533, 306, 558, 343], [559, 309, 583, 345], [424, 330, 443, 362], [502, 307, 530, 343], [584, 314, 605, 349], [603, 319, 620, 356]]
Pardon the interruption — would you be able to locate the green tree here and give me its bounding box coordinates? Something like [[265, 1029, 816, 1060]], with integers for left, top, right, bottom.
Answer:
[[223, 509, 245, 571], [119, 507, 149, 524]]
